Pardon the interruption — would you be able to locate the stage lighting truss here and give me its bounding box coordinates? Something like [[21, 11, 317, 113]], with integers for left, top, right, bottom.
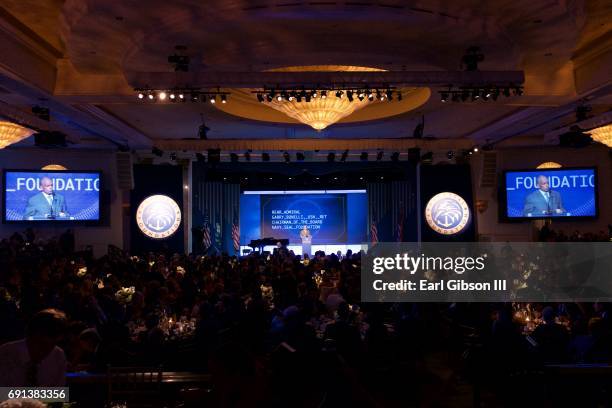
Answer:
[[253, 86, 401, 103], [438, 84, 523, 103], [135, 87, 229, 104]]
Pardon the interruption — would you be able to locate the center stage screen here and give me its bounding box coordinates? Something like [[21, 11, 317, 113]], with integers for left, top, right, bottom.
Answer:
[[240, 190, 367, 245]]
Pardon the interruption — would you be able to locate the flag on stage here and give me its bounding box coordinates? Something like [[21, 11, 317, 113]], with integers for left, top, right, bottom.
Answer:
[[370, 213, 378, 245], [232, 210, 240, 252], [202, 212, 212, 250]]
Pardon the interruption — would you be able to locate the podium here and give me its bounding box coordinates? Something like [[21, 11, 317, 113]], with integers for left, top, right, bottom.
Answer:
[[301, 236, 312, 257]]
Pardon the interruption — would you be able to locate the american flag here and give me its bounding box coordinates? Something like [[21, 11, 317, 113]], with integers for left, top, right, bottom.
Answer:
[[232, 210, 240, 253], [202, 212, 212, 250], [370, 213, 378, 245]]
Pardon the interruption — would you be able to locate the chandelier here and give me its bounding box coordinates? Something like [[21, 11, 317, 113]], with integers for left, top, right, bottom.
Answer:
[[589, 124, 612, 147], [264, 93, 371, 130], [263, 66, 390, 130], [0, 121, 34, 149]]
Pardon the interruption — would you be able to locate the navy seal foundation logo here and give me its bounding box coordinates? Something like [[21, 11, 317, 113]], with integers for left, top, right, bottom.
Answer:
[[425, 192, 470, 235], [136, 195, 182, 239]]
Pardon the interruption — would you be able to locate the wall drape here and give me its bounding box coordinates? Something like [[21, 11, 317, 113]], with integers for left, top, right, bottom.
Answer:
[[367, 180, 417, 242], [192, 181, 240, 254]]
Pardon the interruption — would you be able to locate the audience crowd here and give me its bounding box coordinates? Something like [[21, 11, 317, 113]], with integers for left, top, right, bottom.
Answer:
[[0, 227, 610, 406]]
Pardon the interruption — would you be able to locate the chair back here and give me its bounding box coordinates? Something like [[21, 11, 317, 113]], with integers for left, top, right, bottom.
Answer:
[[107, 366, 163, 407]]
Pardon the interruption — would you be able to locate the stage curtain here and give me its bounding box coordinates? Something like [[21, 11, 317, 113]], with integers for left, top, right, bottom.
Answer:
[[367, 181, 416, 242], [192, 181, 240, 254]]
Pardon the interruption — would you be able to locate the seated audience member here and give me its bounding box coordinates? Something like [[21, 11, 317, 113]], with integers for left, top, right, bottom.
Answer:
[[0, 309, 67, 386], [532, 306, 569, 363]]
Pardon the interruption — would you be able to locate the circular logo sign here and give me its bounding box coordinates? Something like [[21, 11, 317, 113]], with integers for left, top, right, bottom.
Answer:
[[425, 192, 470, 235], [136, 195, 182, 239]]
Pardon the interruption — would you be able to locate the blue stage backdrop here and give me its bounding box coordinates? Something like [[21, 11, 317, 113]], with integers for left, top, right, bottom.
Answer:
[[241, 191, 367, 245], [3, 170, 100, 221], [504, 168, 597, 218]]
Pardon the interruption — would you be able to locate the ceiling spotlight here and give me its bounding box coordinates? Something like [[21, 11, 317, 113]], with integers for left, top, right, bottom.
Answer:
[[148, 93, 155, 100], [473, 147, 479, 152], [262, 152, 270, 162], [440, 92, 449, 103], [376, 151, 384, 161], [386, 89, 393, 100], [347, 91, 354, 102], [452, 92, 460, 102], [179, 93, 184, 99], [514, 86, 524, 96], [305, 94, 311, 102], [471, 89, 480, 101], [358, 93, 365, 101], [461, 89, 470, 102], [137, 92, 145, 99], [296, 152, 305, 161], [159, 91, 167, 100], [296, 94, 302, 102], [447, 150, 455, 160], [421, 151, 433, 164], [336, 90, 343, 98], [198, 122, 210, 140], [221, 94, 227, 104], [321, 90, 327, 99], [152, 147, 163, 157], [257, 94, 264, 103], [397, 92, 402, 101], [502, 87, 511, 97], [169, 93, 176, 100], [312, 90, 318, 98], [391, 152, 400, 162], [230, 153, 239, 162], [191, 93, 199, 102], [491, 89, 500, 101], [244, 151, 251, 161], [327, 152, 336, 162], [360, 152, 368, 161], [283, 151, 291, 163], [484, 89, 492, 99], [288, 93, 294, 102], [266, 94, 273, 102], [209, 95, 216, 104], [368, 92, 374, 101], [340, 149, 349, 162]]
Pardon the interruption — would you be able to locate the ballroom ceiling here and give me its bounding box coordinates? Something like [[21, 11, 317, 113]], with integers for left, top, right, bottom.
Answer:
[[0, 0, 610, 150]]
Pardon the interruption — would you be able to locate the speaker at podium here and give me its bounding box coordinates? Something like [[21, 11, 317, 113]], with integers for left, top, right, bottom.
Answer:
[[300, 226, 312, 256]]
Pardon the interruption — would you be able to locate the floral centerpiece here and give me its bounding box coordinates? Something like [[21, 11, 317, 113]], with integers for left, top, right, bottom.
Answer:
[[115, 286, 135, 304]]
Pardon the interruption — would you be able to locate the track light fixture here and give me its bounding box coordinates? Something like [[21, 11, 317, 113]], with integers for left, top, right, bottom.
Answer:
[[136, 88, 229, 104], [439, 85, 524, 103], [251, 86, 401, 104]]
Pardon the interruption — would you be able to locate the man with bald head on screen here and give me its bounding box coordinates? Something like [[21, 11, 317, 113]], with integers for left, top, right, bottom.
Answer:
[[23, 176, 69, 220], [523, 175, 565, 217]]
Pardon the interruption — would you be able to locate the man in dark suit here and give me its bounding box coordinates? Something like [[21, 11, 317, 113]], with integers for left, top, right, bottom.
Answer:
[[23, 177, 68, 220], [523, 175, 565, 217]]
